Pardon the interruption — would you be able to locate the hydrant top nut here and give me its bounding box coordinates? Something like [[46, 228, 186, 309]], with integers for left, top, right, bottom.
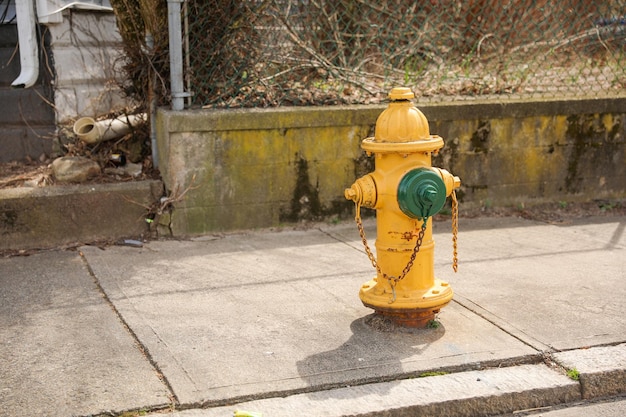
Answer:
[[388, 87, 415, 100]]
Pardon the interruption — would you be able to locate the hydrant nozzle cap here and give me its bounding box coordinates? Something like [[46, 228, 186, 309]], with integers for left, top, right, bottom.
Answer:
[[397, 168, 447, 219], [345, 187, 357, 201], [389, 87, 414, 101]]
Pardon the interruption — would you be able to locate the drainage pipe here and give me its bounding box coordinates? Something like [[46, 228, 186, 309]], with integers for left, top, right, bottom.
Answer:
[[12, 0, 39, 88], [73, 113, 147, 144]]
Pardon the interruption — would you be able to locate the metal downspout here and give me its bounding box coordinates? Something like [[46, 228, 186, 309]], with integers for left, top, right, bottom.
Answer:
[[167, 0, 188, 111], [145, 32, 159, 169], [12, 0, 39, 88]]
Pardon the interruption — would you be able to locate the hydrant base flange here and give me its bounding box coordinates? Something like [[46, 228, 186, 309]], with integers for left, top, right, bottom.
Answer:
[[369, 306, 446, 328], [359, 278, 453, 328]]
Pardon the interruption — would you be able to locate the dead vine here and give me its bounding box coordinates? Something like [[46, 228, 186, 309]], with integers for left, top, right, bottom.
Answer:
[[123, 174, 199, 237]]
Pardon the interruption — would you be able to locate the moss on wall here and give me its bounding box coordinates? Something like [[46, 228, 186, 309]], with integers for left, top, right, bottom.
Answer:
[[158, 98, 626, 235]]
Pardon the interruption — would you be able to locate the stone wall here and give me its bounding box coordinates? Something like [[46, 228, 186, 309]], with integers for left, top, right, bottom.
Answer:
[[156, 107, 377, 234], [156, 97, 626, 236]]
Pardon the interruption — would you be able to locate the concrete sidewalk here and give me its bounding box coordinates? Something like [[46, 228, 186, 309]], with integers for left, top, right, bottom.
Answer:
[[1, 214, 625, 416]]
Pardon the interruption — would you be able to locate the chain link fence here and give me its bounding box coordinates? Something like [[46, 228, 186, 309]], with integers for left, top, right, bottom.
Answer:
[[182, 0, 625, 108]]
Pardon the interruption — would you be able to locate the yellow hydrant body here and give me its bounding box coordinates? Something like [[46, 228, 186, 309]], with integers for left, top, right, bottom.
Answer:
[[345, 87, 461, 328]]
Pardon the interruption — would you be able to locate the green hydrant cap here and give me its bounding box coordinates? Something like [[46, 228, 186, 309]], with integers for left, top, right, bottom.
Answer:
[[397, 168, 447, 219]]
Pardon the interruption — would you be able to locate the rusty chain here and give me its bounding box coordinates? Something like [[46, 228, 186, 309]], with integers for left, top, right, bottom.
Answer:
[[353, 190, 460, 302], [451, 189, 459, 273], [354, 201, 428, 303]]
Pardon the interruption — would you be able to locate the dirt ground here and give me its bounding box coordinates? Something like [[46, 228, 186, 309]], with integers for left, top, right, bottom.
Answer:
[[0, 157, 159, 189], [0, 159, 53, 188], [455, 200, 626, 224]]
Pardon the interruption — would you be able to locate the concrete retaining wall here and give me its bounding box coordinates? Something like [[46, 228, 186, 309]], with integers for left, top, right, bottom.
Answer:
[[0, 181, 163, 251], [428, 98, 626, 208], [156, 97, 626, 235]]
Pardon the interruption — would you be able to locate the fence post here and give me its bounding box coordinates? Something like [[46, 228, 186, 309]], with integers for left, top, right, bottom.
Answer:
[[167, 0, 188, 111]]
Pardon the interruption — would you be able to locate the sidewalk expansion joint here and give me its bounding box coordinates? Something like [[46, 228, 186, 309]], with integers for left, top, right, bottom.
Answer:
[[452, 295, 554, 353], [317, 226, 373, 255], [78, 249, 181, 408]]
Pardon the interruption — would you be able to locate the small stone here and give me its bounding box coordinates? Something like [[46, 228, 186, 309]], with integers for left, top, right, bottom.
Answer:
[[103, 162, 143, 178], [124, 162, 143, 177], [120, 239, 143, 247], [52, 156, 101, 183]]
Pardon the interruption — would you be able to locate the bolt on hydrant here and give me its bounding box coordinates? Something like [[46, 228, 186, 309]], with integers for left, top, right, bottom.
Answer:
[[345, 87, 461, 328]]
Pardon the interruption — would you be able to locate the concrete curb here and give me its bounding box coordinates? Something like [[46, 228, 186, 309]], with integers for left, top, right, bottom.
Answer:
[[553, 344, 626, 400], [0, 180, 163, 251], [160, 348, 626, 417], [166, 363, 582, 417]]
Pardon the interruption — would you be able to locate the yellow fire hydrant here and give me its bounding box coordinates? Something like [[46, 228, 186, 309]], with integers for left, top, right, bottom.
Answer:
[[345, 87, 461, 328]]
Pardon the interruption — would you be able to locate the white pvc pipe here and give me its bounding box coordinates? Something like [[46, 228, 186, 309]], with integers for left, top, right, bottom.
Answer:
[[73, 113, 147, 144], [12, 0, 39, 88]]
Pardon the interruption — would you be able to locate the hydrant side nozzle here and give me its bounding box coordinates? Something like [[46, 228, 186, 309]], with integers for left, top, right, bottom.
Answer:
[[345, 174, 378, 209], [433, 168, 461, 196], [344, 186, 358, 201]]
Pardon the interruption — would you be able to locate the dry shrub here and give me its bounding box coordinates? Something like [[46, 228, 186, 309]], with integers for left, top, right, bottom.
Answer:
[[110, 0, 169, 108]]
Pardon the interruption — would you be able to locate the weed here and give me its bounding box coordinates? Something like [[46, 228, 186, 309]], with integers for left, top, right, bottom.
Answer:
[[461, 48, 478, 77], [312, 80, 331, 92], [403, 56, 427, 84], [566, 368, 580, 381], [559, 201, 568, 209], [600, 202, 615, 212], [427, 319, 441, 329]]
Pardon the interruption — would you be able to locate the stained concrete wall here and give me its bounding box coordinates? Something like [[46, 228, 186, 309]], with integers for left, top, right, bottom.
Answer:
[[428, 98, 626, 208], [156, 107, 377, 234], [156, 97, 626, 235]]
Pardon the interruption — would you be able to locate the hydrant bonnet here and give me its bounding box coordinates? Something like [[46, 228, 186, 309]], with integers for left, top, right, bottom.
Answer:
[[375, 87, 430, 143]]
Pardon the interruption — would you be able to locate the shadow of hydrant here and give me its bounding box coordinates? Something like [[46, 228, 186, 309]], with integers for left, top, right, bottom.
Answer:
[[296, 313, 446, 399]]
